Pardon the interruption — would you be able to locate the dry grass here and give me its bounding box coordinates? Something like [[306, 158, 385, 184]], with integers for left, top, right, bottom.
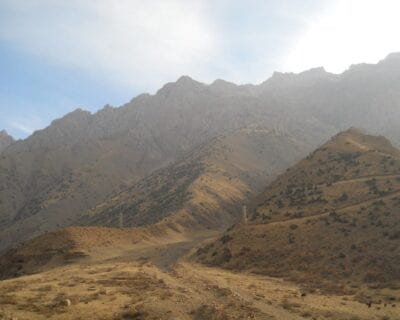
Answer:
[[1, 129, 400, 319], [1, 239, 399, 320]]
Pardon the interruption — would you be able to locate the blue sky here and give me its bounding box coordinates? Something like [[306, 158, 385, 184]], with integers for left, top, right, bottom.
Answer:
[[1, 0, 400, 139]]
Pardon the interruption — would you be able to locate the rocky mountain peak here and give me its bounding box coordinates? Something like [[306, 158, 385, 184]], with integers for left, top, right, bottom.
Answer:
[[64, 108, 91, 119], [175, 75, 197, 84], [0, 130, 10, 137], [0, 130, 14, 152], [327, 127, 398, 156], [263, 66, 332, 89], [209, 79, 237, 92], [382, 52, 400, 63], [156, 75, 205, 96]]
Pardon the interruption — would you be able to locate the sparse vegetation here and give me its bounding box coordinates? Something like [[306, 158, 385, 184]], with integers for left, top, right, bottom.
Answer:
[[201, 129, 400, 297]]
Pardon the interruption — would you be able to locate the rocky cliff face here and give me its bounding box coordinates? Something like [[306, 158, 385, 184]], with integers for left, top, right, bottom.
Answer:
[[0, 130, 14, 153], [258, 53, 400, 144]]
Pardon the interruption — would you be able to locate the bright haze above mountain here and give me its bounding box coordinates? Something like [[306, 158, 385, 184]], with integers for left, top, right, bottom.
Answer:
[[1, 0, 400, 139]]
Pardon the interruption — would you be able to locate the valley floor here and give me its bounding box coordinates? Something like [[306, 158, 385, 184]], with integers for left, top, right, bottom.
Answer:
[[1, 234, 399, 320]]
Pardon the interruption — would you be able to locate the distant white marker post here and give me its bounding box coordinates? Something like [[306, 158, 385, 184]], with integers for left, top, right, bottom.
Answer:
[[119, 212, 123, 228]]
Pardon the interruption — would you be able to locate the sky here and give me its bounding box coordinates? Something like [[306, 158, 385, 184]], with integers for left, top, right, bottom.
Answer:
[[1, 0, 400, 139]]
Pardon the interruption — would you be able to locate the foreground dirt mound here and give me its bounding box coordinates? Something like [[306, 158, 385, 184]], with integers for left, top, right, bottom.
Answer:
[[197, 129, 400, 291], [0, 225, 178, 279]]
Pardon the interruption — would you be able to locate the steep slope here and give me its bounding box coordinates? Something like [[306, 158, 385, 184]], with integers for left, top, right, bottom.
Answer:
[[0, 130, 14, 152], [80, 127, 310, 231], [198, 129, 400, 291], [3, 52, 400, 253], [0, 76, 333, 253]]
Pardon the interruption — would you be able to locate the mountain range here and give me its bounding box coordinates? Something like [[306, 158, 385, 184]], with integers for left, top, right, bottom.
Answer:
[[2, 53, 400, 319], [1, 53, 400, 253]]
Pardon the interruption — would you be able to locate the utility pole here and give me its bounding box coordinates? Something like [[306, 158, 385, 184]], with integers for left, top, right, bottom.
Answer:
[[119, 212, 123, 228], [242, 205, 247, 225]]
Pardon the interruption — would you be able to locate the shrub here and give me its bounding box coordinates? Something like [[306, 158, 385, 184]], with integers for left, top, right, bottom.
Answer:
[[220, 234, 232, 244], [221, 248, 232, 262]]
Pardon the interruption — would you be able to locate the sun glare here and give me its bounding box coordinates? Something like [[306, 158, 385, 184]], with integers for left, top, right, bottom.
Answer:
[[284, 0, 400, 73]]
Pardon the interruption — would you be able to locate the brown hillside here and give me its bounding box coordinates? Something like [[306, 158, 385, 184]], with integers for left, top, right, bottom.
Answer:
[[79, 127, 309, 232], [0, 225, 185, 280], [197, 128, 400, 292], [0, 127, 315, 281]]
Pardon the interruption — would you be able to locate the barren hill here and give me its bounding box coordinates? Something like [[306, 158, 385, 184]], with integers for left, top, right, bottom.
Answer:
[[197, 128, 400, 292], [79, 127, 310, 232]]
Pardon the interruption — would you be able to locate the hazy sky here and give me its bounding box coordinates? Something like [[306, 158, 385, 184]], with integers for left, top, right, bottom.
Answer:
[[1, 0, 400, 139]]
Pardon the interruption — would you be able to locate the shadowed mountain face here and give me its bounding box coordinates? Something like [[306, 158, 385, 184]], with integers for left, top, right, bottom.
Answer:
[[197, 129, 400, 291], [79, 127, 310, 231], [2, 53, 400, 252], [0, 130, 14, 153]]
